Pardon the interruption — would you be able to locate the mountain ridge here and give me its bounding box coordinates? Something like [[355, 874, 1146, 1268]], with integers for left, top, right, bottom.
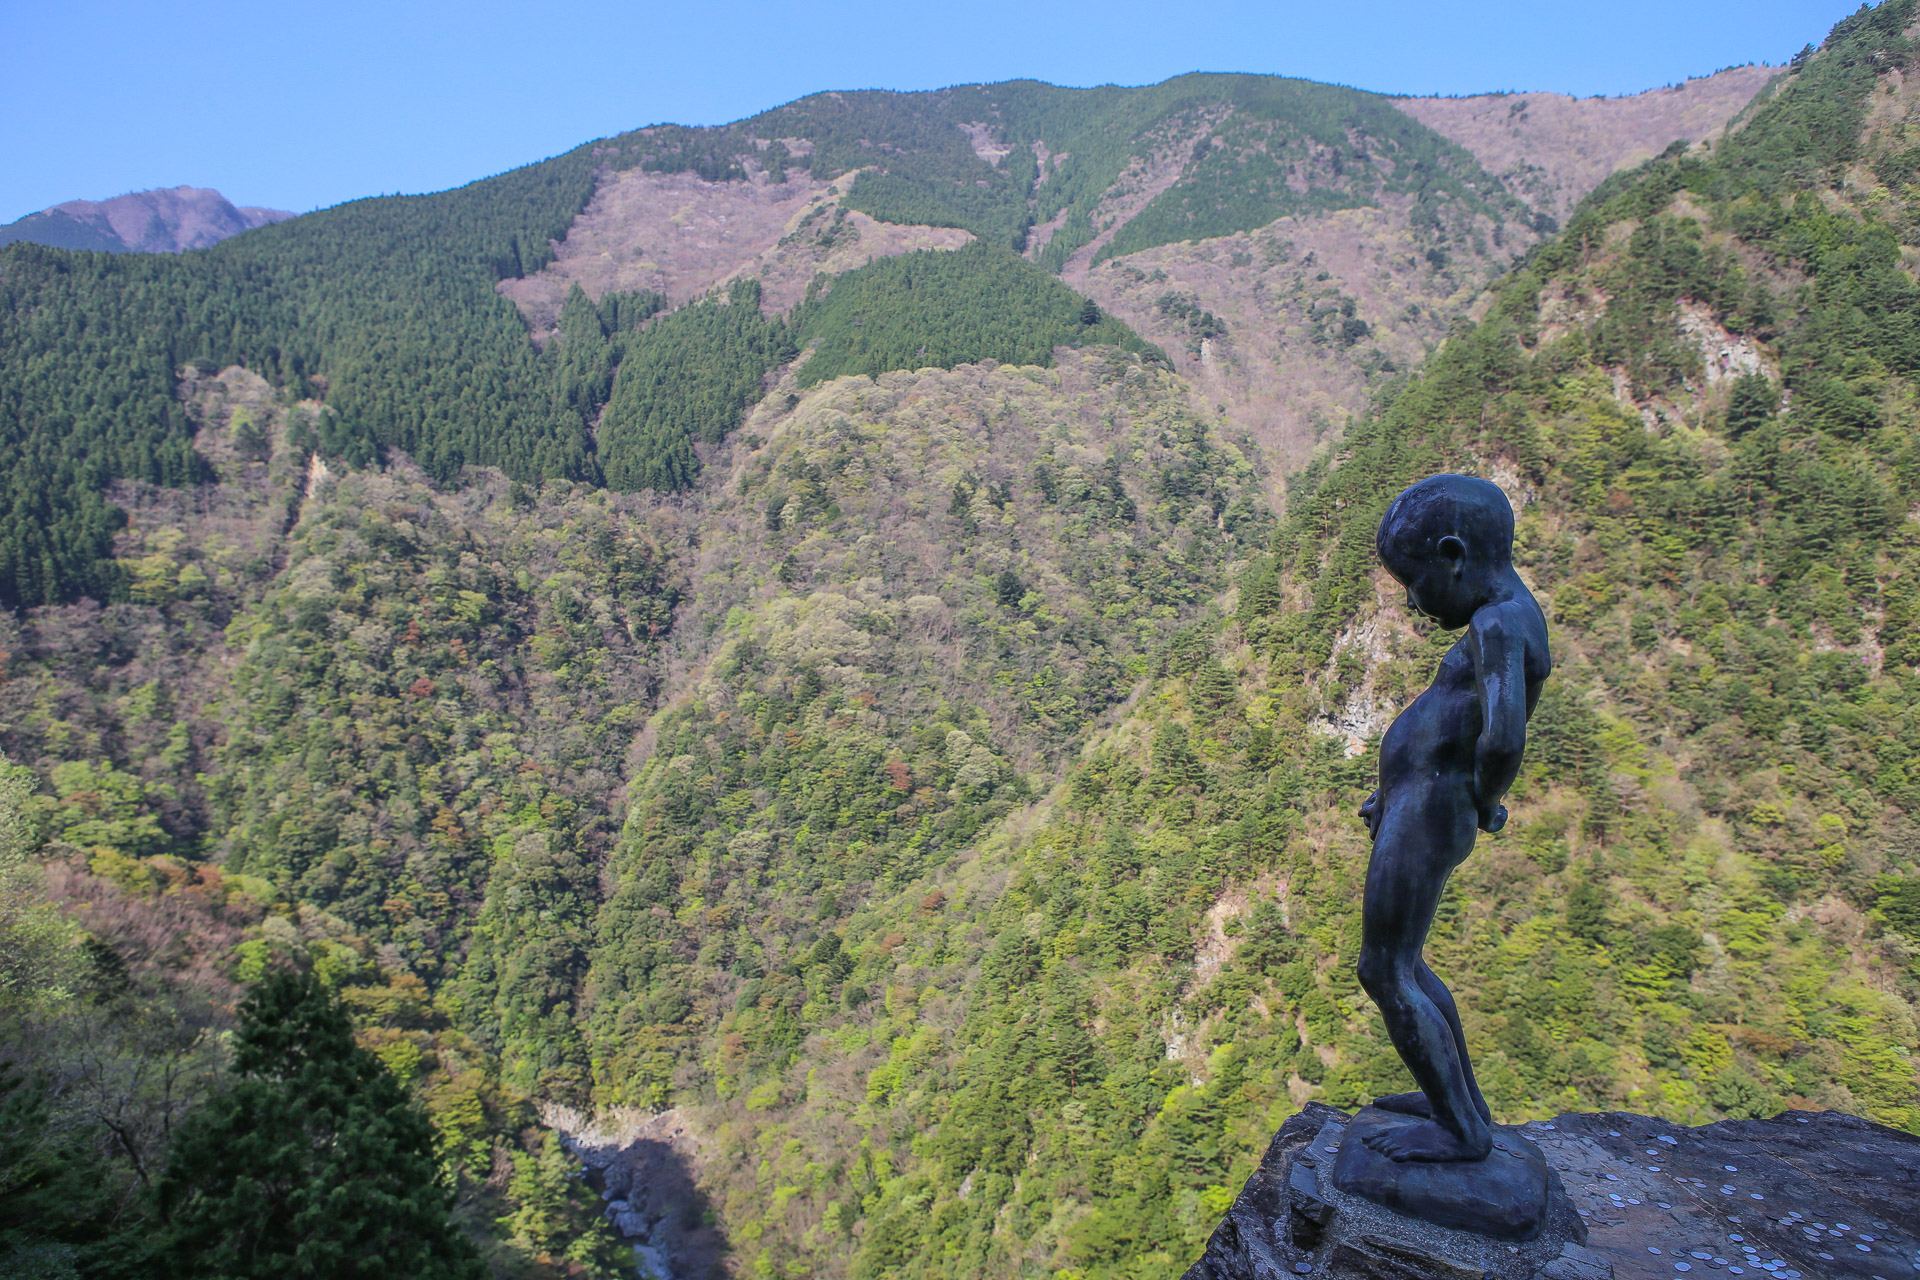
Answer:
[[0, 185, 294, 253], [1392, 65, 1781, 223]]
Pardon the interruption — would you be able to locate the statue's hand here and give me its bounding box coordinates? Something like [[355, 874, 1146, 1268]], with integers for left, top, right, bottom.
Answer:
[[1478, 803, 1508, 834], [1359, 788, 1381, 840]]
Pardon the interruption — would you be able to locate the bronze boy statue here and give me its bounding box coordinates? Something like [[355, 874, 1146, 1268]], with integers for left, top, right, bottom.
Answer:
[[1355, 475, 1551, 1163]]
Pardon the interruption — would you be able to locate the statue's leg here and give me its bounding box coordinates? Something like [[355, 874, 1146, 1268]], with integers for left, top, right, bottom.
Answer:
[[1378, 966, 1494, 1123], [1417, 962, 1493, 1125], [1354, 807, 1492, 1162]]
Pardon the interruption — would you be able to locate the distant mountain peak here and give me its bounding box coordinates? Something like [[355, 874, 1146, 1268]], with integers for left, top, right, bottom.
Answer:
[[0, 185, 294, 253]]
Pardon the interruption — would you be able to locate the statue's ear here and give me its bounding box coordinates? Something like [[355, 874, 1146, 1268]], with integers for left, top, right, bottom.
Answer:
[[1437, 535, 1467, 575]]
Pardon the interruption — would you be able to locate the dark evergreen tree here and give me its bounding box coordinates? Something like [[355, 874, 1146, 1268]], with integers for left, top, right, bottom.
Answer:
[[0, 1065, 106, 1279], [154, 972, 480, 1280]]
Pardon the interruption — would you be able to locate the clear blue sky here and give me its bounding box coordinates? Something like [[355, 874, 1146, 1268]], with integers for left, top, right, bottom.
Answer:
[[0, 0, 1858, 221]]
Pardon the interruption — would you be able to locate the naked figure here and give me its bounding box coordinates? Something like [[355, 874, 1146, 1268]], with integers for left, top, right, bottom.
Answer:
[[1355, 474, 1551, 1163]]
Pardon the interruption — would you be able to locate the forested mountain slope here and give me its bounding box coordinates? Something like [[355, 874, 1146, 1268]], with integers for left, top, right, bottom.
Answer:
[[0, 344, 1257, 1273], [503, 69, 1772, 490], [0, 70, 1763, 614], [706, 9, 1920, 1277]]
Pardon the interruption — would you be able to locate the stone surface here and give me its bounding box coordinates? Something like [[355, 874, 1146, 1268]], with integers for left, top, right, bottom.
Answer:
[[1185, 1106, 1920, 1280], [1332, 1106, 1552, 1241], [1292, 1157, 1336, 1227], [1535, 1243, 1616, 1280], [1331, 1232, 1494, 1279], [1519, 1109, 1920, 1280]]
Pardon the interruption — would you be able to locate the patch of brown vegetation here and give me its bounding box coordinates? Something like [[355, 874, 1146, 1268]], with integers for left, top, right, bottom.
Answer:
[[1070, 199, 1523, 494], [500, 168, 971, 337], [499, 168, 822, 333], [1394, 66, 1779, 223], [732, 187, 973, 315], [1050, 69, 1781, 501]]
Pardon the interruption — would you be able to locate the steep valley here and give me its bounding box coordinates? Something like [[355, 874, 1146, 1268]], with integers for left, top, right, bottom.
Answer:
[[4, 18, 1920, 1280]]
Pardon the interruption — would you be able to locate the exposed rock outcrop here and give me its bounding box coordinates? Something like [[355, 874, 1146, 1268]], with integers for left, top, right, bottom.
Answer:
[[1187, 1105, 1920, 1280], [550, 1109, 727, 1280]]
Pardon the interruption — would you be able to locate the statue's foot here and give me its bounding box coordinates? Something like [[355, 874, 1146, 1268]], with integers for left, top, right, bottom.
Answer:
[[1359, 1118, 1492, 1163], [1371, 1090, 1494, 1125]]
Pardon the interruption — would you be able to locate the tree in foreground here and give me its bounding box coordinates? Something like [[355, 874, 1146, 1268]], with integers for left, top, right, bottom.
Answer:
[[155, 970, 481, 1280]]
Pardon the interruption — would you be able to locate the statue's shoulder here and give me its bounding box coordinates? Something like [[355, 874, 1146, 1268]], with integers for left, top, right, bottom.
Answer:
[[1467, 597, 1529, 641], [1469, 598, 1552, 669]]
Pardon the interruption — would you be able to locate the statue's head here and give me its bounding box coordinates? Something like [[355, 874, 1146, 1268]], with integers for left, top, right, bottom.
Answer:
[[1376, 474, 1515, 629]]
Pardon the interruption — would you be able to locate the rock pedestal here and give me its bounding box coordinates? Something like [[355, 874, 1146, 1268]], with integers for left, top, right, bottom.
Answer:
[[1183, 1105, 1920, 1280], [1332, 1107, 1554, 1241]]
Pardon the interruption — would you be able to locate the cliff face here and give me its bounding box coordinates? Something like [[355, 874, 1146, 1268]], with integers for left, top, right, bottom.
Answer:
[[1186, 1105, 1920, 1280], [0, 185, 293, 252]]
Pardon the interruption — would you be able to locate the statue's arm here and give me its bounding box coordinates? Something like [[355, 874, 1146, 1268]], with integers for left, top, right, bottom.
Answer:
[[1467, 605, 1528, 833]]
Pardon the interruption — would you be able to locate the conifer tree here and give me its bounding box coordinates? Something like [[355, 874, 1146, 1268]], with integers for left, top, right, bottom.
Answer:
[[154, 971, 480, 1280]]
